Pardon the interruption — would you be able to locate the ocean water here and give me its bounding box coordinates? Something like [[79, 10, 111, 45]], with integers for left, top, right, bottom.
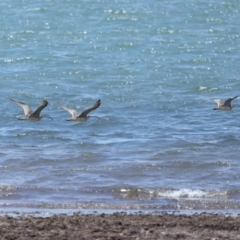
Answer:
[[0, 0, 240, 214]]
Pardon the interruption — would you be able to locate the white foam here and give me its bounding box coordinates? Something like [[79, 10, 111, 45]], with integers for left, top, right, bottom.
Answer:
[[157, 189, 228, 199], [199, 86, 207, 91]]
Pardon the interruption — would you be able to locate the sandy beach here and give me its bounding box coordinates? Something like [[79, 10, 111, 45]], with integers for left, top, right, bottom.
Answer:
[[1, 212, 240, 239]]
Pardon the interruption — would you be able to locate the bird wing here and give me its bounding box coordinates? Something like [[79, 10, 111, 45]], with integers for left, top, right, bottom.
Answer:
[[31, 100, 48, 118], [58, 103, 79, 117], [223, 96, 238, 107], [214, 99, 224, 107], [10, 98, 32, 116], [79, 99, 101, 117]]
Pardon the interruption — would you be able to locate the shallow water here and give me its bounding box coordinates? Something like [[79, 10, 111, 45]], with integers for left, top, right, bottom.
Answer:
[[0, 0, 240, 214]]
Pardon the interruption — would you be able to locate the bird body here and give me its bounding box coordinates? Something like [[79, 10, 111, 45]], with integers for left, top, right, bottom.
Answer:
[[213, 96, 238, 110], [10, 99, 53, 121], [58, 99, 101, 121]]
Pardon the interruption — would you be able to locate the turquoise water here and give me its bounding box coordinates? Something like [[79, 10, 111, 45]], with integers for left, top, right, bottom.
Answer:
[[1, 0, 240, 213]]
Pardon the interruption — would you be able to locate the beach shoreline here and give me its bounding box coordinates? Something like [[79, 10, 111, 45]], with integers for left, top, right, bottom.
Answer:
[[1, 212, 240, 239]]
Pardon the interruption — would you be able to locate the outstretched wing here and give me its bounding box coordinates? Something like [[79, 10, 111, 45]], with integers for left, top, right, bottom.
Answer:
[[214, 99, 224, 107], [31, 100, 48, 118], [10, 98, 32, 116], [58, 103, 79, 117], [223, 96, 238, 107], [79, 99, 101, 117]]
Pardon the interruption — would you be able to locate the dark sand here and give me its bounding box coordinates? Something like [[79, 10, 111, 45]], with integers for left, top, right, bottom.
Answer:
[[1, 212, 240, 239]]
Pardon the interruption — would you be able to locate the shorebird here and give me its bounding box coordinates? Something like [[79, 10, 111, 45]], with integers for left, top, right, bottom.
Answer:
[[58, 99, 101, 121], [10, 99, 53, 121], [213, 96, 238, 110]]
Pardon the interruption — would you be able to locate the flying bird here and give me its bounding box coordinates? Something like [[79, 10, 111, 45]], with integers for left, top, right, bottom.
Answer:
[[10, 99, 53, 121], [213, 96, 238, 110], [58, 99, 101, 121]]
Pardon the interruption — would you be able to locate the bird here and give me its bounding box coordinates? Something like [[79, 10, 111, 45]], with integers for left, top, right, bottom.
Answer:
[[10, 99, 53, 121], [213, 96, 238, 110], [58, 99, 101, 121]]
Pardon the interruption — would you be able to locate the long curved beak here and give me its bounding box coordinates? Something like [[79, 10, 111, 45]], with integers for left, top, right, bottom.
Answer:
[[89, 116, 100, 119], [43, 116, 53, 120]]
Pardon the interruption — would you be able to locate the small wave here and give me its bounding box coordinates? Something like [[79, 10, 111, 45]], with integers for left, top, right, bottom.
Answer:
[[0, 185, 18, 191], [118, 188, 228, 200], [156, 189, 228, 199], [25, 7, 46, 12]]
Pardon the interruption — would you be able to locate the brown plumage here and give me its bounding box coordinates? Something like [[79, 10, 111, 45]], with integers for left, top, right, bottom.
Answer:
[[58, 99, 101, 122], [10, 99, 53, 121], [213, 96, 238, 110]]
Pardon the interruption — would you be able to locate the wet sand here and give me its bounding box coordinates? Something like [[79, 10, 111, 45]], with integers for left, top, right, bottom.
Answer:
[[1, 212, 240, 239]]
